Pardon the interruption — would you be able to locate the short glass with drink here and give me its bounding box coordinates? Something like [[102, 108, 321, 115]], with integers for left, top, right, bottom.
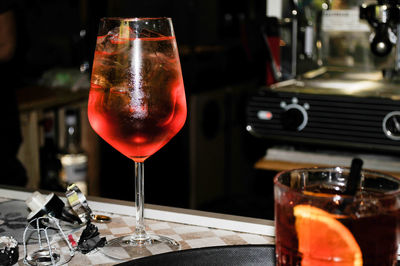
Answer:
[[274, 166, 400, 265]]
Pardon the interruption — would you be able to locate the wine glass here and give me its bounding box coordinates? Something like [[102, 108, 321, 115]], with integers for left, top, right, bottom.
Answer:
[[88, 17, 187, 259]]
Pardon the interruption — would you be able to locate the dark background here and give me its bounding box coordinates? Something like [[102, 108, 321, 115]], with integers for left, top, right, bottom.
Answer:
[[14, 0, 269, 86], [11, 0, 275, 219]]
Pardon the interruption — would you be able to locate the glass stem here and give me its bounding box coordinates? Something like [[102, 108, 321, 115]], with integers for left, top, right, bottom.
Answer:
[[134, 161, 148, 241]]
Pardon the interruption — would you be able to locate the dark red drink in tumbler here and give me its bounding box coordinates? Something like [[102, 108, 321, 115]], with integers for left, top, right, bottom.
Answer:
[[274, 168, 400, 266]]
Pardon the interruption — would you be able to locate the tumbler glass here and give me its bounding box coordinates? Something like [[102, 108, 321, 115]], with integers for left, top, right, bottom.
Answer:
[[274, 167, 400, 265]]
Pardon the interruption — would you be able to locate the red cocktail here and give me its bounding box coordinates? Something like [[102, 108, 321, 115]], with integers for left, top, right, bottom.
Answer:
[[88, 17, 186, 260], [89, 36, 186, 162]]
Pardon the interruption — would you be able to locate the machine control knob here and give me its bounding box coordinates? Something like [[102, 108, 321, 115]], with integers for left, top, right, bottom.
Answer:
[[383, 111, 400, 140], [280, 97, 309, 131]]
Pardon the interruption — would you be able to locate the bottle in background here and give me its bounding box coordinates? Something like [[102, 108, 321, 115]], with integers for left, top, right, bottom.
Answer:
[[60, 108, 88, 195], [39, 112, 64, 191]]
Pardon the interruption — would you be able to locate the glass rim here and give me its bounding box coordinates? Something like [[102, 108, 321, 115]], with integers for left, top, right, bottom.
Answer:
[[100, 17, 172, 22], [273, 166, 400, 198]]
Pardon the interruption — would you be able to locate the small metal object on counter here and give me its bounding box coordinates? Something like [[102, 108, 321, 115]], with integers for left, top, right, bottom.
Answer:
[[77, 220, 106, 254], [0, 236, 19, 265], [26, 192, 65, 227], [91, 214, 111, 223], [65, 183, 111, 224], [65, 184, 91, 224], [59, 205, 82, 225], [23, 217, 75, 266]]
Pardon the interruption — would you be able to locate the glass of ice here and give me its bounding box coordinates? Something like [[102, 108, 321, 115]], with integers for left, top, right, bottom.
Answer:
[[88, 17, 186, 260], [274, 167, 400, 265]]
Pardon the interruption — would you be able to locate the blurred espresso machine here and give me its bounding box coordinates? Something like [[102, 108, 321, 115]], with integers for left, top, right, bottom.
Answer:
[[247, 0, 400, 156]]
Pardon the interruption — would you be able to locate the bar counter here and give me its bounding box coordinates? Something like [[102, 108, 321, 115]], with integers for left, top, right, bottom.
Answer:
[[0, 187, 275, 265]]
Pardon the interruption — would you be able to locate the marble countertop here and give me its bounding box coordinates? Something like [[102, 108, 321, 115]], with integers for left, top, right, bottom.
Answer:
[[0, 188, 275, 265]]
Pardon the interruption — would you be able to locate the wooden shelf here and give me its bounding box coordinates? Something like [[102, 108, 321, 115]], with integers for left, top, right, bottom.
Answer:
[[255, 158, 400, 179], [16, 86, 100, 196], [17, 86, 88, 112], [254, 159, 329, 172]]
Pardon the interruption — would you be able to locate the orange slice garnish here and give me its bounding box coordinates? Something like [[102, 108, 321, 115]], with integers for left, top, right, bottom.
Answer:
[[294, 205, 363, 266]]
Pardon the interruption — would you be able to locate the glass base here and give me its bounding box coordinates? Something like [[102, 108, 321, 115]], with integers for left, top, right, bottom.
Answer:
[[98, 234, 181, 261]]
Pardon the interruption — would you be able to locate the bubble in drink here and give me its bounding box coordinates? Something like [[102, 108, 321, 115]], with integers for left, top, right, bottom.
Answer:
[[347, 191, 382, 218]]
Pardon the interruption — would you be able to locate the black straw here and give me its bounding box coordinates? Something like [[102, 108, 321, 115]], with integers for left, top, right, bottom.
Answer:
[[345, 158, 364, 195]]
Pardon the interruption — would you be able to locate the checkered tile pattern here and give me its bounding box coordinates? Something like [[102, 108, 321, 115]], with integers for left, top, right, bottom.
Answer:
[[12, 203, 274, 265]]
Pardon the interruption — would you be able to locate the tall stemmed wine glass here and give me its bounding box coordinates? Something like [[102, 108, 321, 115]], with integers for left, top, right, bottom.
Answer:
[[88, 17, 187, 259]]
